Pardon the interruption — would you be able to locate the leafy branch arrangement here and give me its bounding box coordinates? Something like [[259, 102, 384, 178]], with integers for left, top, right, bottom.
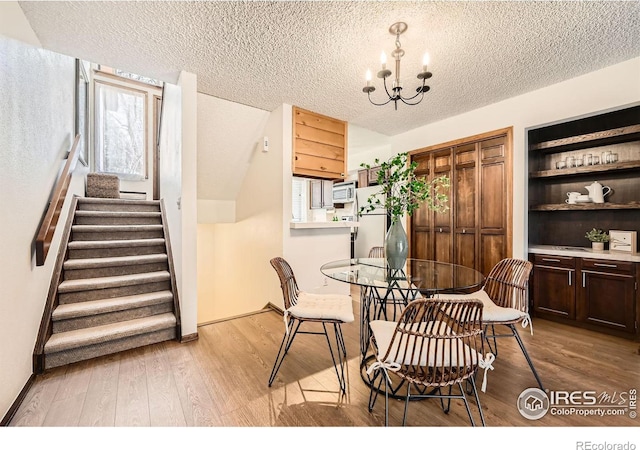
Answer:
[[585, 228, 610, 243], [359, 152, 450, 224]]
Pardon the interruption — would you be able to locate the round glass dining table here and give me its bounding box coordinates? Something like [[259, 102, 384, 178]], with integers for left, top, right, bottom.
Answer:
[[320, 257, 485, 394]]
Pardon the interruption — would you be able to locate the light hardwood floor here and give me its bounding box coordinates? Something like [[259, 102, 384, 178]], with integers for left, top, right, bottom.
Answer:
[[8, 293, 640, 429]]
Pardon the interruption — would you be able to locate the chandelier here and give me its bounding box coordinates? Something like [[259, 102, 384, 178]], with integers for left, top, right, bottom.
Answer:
[[362, 22, 432, 110]]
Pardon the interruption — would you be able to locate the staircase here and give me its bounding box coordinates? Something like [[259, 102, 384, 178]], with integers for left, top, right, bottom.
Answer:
[[37, 197, 180, 371]]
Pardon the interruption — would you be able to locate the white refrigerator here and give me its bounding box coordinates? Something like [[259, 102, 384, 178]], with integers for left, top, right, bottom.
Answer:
[[354, 185, 389, 258]]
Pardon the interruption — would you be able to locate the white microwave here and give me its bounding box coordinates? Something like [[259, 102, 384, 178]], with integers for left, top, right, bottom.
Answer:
[[332, 181, 356, 203]]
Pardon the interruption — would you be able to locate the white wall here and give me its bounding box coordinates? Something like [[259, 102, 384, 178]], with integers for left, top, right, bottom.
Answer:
[[197, 199, 236, 223], [178, 71, 198, 336], [347, 124, 392, 178], [0, 32, 85, 419], [196, 105, 284, 323], [0, 2, 40, 47], [384, 57, 640, 259], [158, 71, 199, 337], [196, 93, 270, 203]]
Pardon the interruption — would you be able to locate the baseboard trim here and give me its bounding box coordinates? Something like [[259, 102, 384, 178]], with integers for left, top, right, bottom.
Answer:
[[1, 373, 36, 426], [197, 307, 274, 328], [265, 302, 283, 315], [180, 332, 199, 343]]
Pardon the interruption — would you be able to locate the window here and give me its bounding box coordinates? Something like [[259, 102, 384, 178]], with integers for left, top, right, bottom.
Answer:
[[94, 81, 147, 179], [292, 177, 308, 222], [113, 69, 161, 87]]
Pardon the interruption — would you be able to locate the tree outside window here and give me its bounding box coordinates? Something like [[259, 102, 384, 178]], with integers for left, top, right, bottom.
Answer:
[[95, 82, 146, 179]]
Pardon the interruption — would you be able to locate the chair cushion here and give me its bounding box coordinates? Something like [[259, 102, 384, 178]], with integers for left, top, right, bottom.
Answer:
[[370, 319, 479, 367], [438, 289, 527, 323], [289, 291, 354, 323]]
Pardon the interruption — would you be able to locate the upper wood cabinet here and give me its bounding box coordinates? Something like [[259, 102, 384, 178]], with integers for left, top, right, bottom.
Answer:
[[292, 106, 347, 180], [357, 166, 382, 187]]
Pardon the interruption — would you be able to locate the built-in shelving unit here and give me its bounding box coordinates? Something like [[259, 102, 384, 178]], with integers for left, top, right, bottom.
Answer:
[[528, 107, 640, 340], [527, 104, 640, 249]]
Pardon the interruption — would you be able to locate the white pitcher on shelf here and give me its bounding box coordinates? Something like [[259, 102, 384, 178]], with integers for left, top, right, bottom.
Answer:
[[585, 181, 612, 204]]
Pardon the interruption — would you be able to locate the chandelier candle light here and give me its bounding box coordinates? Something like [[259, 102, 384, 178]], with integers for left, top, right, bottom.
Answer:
[[363, 22, 432, 109]]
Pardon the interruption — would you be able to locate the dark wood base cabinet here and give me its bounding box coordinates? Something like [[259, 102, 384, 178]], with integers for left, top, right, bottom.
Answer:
[[532, 255, 576, 320], [531, 254, 638, 338]]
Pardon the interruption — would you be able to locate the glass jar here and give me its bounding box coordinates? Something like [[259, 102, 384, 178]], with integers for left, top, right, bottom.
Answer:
[[565, 156, 575, 168], [584, 153, 593, 166]]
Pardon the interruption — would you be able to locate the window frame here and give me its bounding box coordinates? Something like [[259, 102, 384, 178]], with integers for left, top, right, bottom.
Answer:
[[93, 79, 149, 180]]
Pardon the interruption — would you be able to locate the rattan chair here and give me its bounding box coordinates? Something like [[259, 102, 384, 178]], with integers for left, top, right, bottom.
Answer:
[[438, 258, 543, 390], [268, 257, 354, 394], [368, 246, 385, 258], [366, 298, 493, 426]]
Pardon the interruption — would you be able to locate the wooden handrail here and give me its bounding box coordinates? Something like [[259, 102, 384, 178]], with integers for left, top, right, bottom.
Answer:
[[35, 134, 81, 266]]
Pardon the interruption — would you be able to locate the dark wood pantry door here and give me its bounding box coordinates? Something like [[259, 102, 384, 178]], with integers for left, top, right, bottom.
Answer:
[[409, 128, 513, 277]]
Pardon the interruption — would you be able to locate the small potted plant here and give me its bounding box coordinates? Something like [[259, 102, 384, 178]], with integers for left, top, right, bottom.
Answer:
[[585, 228, 609, 251]]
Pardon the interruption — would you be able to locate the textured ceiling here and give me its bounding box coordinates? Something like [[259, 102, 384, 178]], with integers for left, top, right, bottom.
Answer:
[[19, 1, 640, 137], [196, 95, 270, 200]]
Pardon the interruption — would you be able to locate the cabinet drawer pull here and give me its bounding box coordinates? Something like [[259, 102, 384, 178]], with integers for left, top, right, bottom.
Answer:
[[568, 271, 572, 286], [542, 258, 561, 262], [593, 263, 617, 268], [583, 272, 586, 288]]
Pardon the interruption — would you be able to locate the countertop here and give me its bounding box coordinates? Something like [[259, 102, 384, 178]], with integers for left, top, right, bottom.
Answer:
[[289, 221, 360, 229], [529, 245, 640, 262]]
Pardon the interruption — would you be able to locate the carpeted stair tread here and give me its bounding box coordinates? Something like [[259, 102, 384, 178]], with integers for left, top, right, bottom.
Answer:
[[64, 253, 168, 270], [52, 291, 174, 321], [58, 271, 171, 293], [45, 313, 176, 353], [72, 224, 163, 232], [75, 210, 162, 218], [78, 198, 160, 206], [67, 238, 165, 249]]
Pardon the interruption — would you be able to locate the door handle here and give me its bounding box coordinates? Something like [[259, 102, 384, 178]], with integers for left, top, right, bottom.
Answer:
[[568, 271, 572, 286]]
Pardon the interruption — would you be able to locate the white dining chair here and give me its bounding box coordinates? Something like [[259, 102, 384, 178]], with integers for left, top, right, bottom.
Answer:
[[268, 257, 354, 394]]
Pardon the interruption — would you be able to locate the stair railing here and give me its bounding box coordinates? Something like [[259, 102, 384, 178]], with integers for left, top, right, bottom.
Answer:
[[35, 134, 81, 266]]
